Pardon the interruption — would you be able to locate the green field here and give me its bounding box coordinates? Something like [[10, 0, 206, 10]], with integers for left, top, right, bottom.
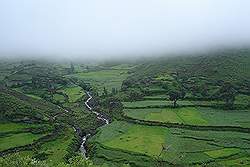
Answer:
[[91, 121, 250, 166], [38, 128, 75, 165], [124, 107, 250, 127], [124, 107, 207, 125], [0, 133, 44, 151], [143, 94, 169, 100], [59, 86, 84, 103], [66, 69, 129, 93], [123, 100, 174, 108], [0, 122, 39, 133], [0, 122, 48, 152], [1, 52, 250, 166], [53, 93, 66, 103], [91, 121, 168, 157], [205, 148, 241, 159], [103, 122, 168, 156]]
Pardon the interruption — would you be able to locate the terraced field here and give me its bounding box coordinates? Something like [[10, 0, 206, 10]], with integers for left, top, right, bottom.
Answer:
[[58, 86, 84, 103], [38, 128, 75, 166], [0, 122, 47, 152], [90, 121, 250, 166], [124, 107, 250, 127], [122, 100, 224, 108], [66, 69, 130, 93]]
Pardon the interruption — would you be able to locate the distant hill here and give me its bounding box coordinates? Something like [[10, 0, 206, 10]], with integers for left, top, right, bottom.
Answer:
[[0, 87, 63, 123], [127, 48, 250, 84]]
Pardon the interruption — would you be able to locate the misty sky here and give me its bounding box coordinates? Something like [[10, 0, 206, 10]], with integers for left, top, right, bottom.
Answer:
[[0, 0, 250, 59]]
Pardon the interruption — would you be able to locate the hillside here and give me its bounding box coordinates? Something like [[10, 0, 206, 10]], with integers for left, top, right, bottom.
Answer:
[[0, 51, 250, 166], [126, 48, 250, 84]]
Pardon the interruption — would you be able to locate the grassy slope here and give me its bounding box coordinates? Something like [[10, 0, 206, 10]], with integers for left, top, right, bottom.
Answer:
[[124, 107, 250, 128], [0, 133, 44, 151], [90, 121, 250, 166], [66, 69, 129, 93], [59, 86, 84, 103], [128, 49, 250, 84], [39, 128, 75, 166]]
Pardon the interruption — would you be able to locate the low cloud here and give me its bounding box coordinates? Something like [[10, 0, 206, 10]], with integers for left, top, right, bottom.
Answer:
[[0, 0, 250, 60]]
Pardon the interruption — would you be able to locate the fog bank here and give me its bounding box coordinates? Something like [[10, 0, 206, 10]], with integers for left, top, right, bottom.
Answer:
[[0, 0, 250, 60]]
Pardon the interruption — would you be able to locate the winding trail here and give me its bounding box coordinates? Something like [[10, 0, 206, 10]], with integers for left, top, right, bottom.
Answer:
[[80, 91, 109, 158]]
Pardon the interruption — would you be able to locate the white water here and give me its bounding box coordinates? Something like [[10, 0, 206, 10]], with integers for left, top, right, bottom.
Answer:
[[80, 91, 109, 158]]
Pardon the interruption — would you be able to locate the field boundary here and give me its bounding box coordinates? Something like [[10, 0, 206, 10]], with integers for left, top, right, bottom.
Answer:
[[120, 115, 250, 134]]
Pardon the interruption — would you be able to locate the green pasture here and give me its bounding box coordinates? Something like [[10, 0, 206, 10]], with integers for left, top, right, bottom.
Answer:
[[53, 93, 66, 103], [124, 107, 207, 125], [122, 100, 223, 108], [91, 121, 168, 157], [66, 69, 129, 93], [0, 122, 39, 133], [59, 86, 84, 103], [39, 128, 74, 165], [235, 94, 250, 106], [123, 100, 173, 108], [91, 121, 250, 166], [199, 108, 250, 128], [205, 148, 241, 159], [219, 156, 250, 167], [124, 107, 250, 127], [0, 132, 44, 151], [143, 94, 169, 100]]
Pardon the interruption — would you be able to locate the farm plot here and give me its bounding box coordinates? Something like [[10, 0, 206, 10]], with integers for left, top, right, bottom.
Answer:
[[0, 122, 39, 133], [0, 122, 49, 152], [124, 107, 250, 128], [122, 100, 218, 108], [37, 128, 75, 165], [124, 107, 207, 125], [90, 121, 250, 166], [66, 69, 129, 93], [0, 133, 43, 151], [90, 121, 169, 157], [58, 86, 84, 103], [123, 100, 175, 108]]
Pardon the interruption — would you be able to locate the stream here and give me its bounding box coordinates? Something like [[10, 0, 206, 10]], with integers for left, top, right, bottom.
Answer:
[[80, 91, 109, 158]]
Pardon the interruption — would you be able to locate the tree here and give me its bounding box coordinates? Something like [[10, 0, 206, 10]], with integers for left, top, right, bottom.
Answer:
[[168, 89, 185, 108], [128, 89, 144, 102], [215, 82, 237, 108], [70, 62, 75, 74], [102, 87, 108, 97], [0, 153, 47, 167], [0, 153, 98, 167], [111, 87, 117, 95]]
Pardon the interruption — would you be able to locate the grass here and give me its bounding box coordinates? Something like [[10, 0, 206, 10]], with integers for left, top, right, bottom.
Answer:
[[53, 93, 65, 103], [198, 108, 250, 128], [143, 94, 169, 100], [94, 121, 169, 157], [39, 128, 74, 165], [235, 94, 250, 106], [91, 121, 250, 166], [123, 100, 172, 108], [66, 69, 129, 93], [59, 86, 84, 103], [124, 107, 207, 125], [176, 107, 207, 125], [124, 108, 183, 124], [0, 122, 39, 133], [205, 148, 241, 159], [219, 156, 250, 167], [122, 100, 207, 108], [25, 94, 42, 100], [124, 107, 250, 128], [0, 133, 44, 151]]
